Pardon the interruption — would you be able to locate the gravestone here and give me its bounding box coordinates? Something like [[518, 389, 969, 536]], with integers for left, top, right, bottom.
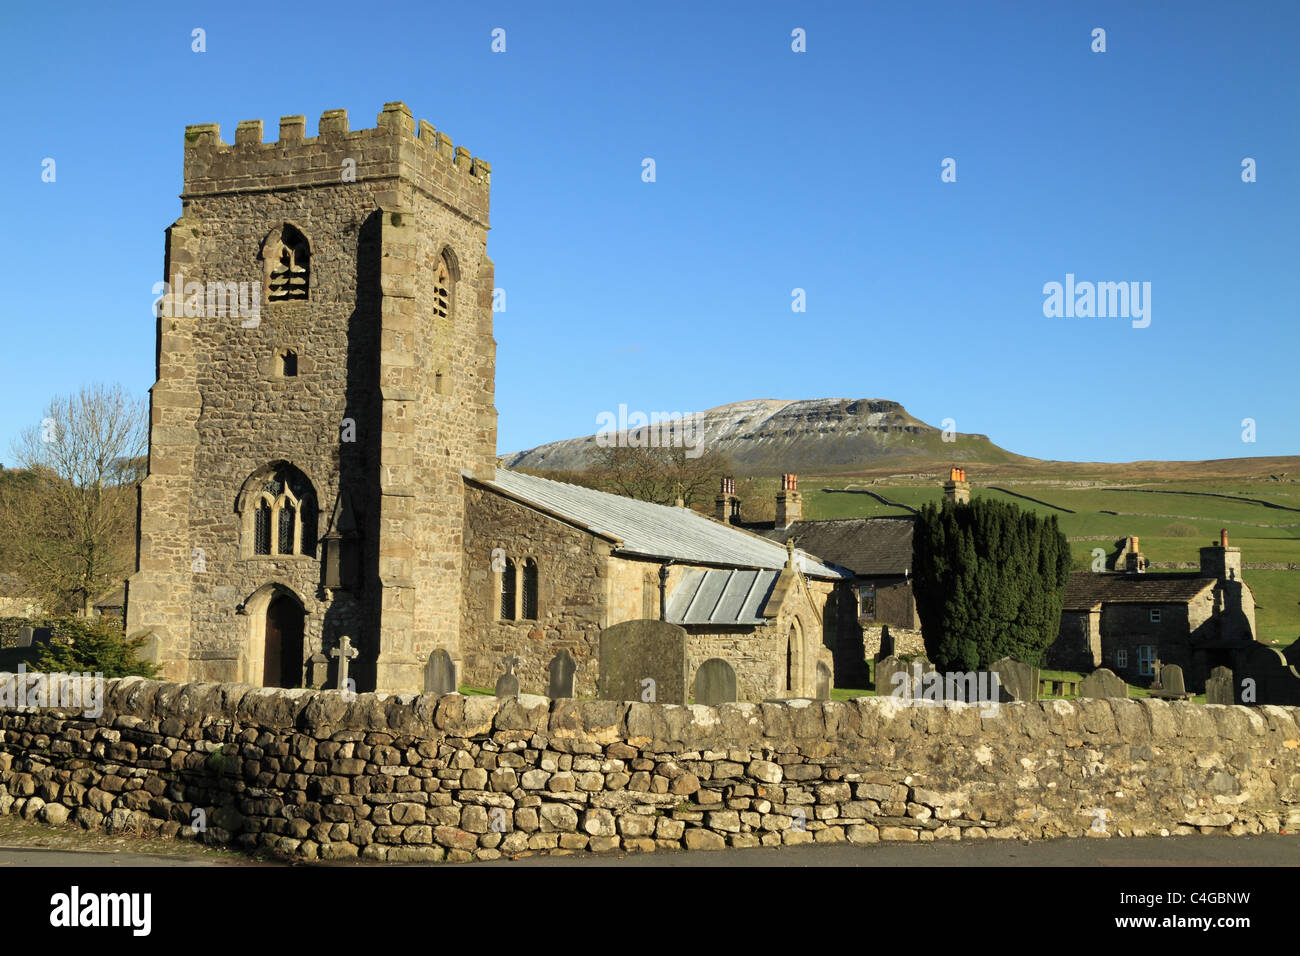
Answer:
[[1205, 666, 1234, 706], [1077, 667, 1128, 700], [1149, 658, 1164, 690], [1233, 643, 1300, 706], [331, 635, 358, 692], [875, 655, 906, 695], [548, 649, 577, 699], [875, 625, 895, 663], [990, 658, 1040, 702], [597, 619, 688, 704], [876, 655, 933, 697], [139, 632, 161, 664], [424, 648, 457, 696], [815, 661, 832, 700], [495, 655, 521, 697], [1148, 663, 1190, 699], [16, 627, 33, 648], [693, 658, 737, 705], [307, 652, 331, 689]]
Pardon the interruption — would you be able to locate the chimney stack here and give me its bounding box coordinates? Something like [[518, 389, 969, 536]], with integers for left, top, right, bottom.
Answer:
[[942, 467, 970, 505], [1199, 528, 1243, 581], [775, 473, 802, 529], [714, 476, 739, 524], [1122, 535, 1148, 574]]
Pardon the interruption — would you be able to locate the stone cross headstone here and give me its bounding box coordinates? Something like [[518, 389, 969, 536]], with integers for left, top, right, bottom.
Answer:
[[1149, 658, 1164, 690], [990, 658, 1040, 702], [815, 661, 832, 701], [495, 655, 521, 697], [875, 625, 895, 662], [1205, 665, 1234, 706], [597, 619, 688, 704], [547, 649, 577, 699], [424, 648, 457, 696], [694, 658, 737, 705], [330, 635, 358, 691], [1077, 667, 1128, 700]]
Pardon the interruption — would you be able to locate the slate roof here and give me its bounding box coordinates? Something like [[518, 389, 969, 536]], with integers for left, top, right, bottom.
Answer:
[[666, 568, 780, 626], [1062, 572, 1216, 611], [759, 517, 914, 577], [472, 469, 847, 579]]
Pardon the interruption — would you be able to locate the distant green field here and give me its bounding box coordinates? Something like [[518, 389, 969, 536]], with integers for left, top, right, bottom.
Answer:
[[803, 474, 1300, 648]]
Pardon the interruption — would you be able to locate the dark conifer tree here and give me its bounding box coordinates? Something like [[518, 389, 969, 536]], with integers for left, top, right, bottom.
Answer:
[[912, 497, 1071, 670]]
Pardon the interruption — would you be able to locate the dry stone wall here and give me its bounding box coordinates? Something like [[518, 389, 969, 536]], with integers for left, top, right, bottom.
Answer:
[[2, 673, 1298, 862]]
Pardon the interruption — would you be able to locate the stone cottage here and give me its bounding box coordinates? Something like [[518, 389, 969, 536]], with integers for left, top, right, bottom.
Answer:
[[1049, 531, 1256, 690]]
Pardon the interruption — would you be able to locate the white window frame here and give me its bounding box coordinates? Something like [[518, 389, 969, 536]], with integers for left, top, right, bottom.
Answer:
[[1149, 608, 1161, 624], [1115, 648, 1128, 669], [1137, 645, 1157, 677]]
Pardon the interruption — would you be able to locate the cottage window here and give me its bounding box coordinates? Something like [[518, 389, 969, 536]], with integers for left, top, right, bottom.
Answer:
[[1149, 608, 1161, 624], [1115, 648, 1128, 669], [1137, 645, 1157, 677], [858, 584, 876, 620]]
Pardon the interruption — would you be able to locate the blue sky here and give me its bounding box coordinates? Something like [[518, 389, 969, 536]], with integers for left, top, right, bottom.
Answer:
[[1, 1, 1296, 465]]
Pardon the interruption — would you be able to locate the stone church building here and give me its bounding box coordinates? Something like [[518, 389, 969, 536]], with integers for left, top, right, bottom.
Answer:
[[125, 104, 845, 700]]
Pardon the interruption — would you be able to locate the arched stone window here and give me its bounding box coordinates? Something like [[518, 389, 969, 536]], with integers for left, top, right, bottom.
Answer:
[[499, 557, 516, 620], [432, 246, 459, 319], [240, 463, 318, 557], [522, 558, 538, 620], [261, 223, 311, 301]]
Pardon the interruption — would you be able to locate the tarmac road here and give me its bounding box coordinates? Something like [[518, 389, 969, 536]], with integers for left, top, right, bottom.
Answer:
[[1, 834, 1296, 866]]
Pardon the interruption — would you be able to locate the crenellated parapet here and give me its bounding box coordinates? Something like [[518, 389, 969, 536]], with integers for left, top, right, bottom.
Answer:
[[182, 102, 491, 225]]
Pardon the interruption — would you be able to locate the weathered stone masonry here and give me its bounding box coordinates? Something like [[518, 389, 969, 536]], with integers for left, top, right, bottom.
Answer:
[[3, 673, 1299, 862]]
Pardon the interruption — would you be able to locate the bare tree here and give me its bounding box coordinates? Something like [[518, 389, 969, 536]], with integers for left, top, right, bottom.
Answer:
[[0, 384, 146, 615], [592, 445, 733, 508]]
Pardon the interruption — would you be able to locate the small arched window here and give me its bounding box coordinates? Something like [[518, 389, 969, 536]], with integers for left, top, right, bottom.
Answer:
[[262, 224, 310, 301], [499, 557, 516, 620], [243, 464, 318, 557], [522, 559, 538, 619], [433, 254, 451, 319]]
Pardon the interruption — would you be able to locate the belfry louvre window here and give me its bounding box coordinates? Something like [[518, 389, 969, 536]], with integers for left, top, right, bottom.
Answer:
[[500, 558, 517, 620], [265, 224, 310, 301], [433, 255, 451, 319], [247, 466, 318, 557], [522, 559, 538, 619]]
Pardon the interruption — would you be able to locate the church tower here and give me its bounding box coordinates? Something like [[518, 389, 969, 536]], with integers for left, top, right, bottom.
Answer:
[[126, 103, 498, 693]]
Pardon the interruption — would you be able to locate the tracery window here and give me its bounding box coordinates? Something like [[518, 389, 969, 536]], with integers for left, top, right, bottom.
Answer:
[[247, 465, 317, 557]]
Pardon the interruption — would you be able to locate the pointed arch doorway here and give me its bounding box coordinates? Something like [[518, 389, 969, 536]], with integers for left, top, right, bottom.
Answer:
[[243, 584, 305, 687], [264, 594, 304, 688]]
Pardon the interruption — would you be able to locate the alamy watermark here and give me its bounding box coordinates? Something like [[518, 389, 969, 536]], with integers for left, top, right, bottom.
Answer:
[[1042, 274, 1150, 328], [889, 662, 1002, 717], [595, 404, 704, 458], [2, 663, 104, 718], [152, 273, 262, 326]]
